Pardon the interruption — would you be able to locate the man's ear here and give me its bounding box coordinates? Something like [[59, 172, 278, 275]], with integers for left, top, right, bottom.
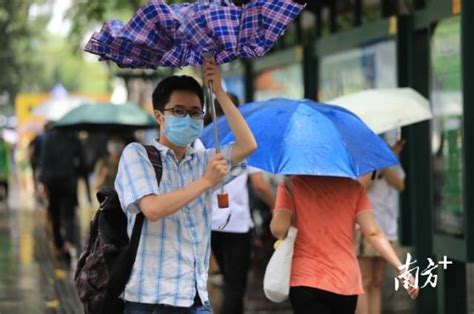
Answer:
[[154, 110, 164, 125]]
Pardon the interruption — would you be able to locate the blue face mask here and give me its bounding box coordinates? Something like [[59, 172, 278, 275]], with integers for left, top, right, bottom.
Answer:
[[163, 115, 203, 147]]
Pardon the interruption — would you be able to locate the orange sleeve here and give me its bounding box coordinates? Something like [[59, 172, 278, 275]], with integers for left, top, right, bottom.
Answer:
[[356, 184, 372, 215], [274, 182, 295, 214]]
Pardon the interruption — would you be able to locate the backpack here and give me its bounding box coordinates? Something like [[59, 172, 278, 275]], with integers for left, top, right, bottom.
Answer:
[[74, 145, 162, 314]]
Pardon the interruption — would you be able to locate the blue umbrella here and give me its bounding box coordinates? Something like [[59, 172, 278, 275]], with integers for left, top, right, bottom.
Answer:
[[200, 98, 398, 178]]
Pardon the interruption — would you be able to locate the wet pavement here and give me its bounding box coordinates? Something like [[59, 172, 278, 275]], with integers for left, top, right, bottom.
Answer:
[[0, 206, 82, 313]]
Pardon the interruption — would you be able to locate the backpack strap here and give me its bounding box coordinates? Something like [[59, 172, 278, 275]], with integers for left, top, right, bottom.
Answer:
[[143, 145, 163, 185], [127, 145, 163, 268]]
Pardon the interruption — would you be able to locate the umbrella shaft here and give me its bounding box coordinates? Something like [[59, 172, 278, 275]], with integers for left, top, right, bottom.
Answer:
[[207, 81, 224, 194], [208, 82, 221, 153]]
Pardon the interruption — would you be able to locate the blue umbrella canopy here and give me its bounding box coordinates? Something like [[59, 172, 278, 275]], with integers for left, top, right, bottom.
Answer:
[[200, 98, 398, 178]]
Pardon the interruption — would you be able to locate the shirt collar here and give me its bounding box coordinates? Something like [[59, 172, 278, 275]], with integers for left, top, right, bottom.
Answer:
[[152, 139, 196, 160]]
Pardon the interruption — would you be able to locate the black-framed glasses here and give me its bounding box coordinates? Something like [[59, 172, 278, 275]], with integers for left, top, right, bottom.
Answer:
[[163, 106, 205, 120]]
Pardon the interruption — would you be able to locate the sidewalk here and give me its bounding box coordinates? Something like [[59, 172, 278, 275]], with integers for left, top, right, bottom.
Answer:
[[0, 207, 82, 313]]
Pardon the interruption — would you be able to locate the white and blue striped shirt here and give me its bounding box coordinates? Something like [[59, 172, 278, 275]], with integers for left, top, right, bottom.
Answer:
[[115, 141, 244, 306]]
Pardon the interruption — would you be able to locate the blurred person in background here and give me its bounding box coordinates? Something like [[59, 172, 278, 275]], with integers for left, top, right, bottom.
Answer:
[[39, 125, 85, 263], [356, 132, 406, 314], [94, 135, 126, 191], [29, 124, 48, 205], [0, 133, 10, 204]]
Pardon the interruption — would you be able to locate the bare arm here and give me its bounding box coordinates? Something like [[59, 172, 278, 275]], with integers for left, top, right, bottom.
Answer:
[[139, 178, 212, 222], [249, 172, 275, 209], [382, 167, 405, 191], [357, 211, 419, 299], [270, 210, 293, 240], [139, 153, 227, 222], [204, 58, 257, 165], [357, 211, 401, 269]]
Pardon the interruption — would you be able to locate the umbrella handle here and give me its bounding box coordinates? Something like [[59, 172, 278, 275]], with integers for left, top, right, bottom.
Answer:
[[217, 193, 229, 208], [206, 80, 229, 209]]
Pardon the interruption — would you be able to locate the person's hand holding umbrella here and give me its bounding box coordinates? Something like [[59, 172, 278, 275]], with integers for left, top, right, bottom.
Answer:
[[203, 57, 224, 94], [392, 139, 407, 156]]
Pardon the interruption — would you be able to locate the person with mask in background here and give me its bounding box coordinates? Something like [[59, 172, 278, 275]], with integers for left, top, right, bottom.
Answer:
[[114, 57, 257, 313], [94, 135, 125, 191]]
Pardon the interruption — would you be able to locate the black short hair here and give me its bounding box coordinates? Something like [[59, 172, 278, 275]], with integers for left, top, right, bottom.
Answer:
[[152, 75, 204, 112]]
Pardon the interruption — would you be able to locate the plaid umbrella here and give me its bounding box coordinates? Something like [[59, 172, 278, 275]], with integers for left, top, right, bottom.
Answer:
[[162, 1, 242, 67], [85, 0, 305, 68], [239, 0, 304, 58], [85, 2, 177, 68]]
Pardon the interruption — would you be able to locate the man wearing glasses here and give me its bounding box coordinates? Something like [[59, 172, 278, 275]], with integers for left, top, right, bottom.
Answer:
[[115, 58, 257, 314]]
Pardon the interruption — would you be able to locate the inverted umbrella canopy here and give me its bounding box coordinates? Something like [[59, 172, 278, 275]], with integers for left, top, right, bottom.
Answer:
[[328, 88, 433, 134], [54, 103, 157, 132], [200, 98, 398, 178], [85, 2, 177, 69], [238, 0, 303, 58], [85, 0, 305, 68], [160, 0, 242, 67]]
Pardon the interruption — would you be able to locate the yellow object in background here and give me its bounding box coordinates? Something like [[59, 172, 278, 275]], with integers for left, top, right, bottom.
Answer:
[[388, 16, 397, 35], [46, 299, 60, 309], [452, 0, 461, 14]]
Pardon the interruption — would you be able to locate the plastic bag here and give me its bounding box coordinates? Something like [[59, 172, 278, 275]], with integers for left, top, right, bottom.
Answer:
[[263, 226, 298, 303]]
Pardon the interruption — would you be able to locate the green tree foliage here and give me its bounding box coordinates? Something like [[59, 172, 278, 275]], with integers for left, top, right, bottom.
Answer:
[[0, 0, 110, 101], [0, 0, 52, 103]]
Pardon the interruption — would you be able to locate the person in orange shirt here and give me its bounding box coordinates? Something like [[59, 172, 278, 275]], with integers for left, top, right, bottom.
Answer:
[[270, 175, 418, 314]]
